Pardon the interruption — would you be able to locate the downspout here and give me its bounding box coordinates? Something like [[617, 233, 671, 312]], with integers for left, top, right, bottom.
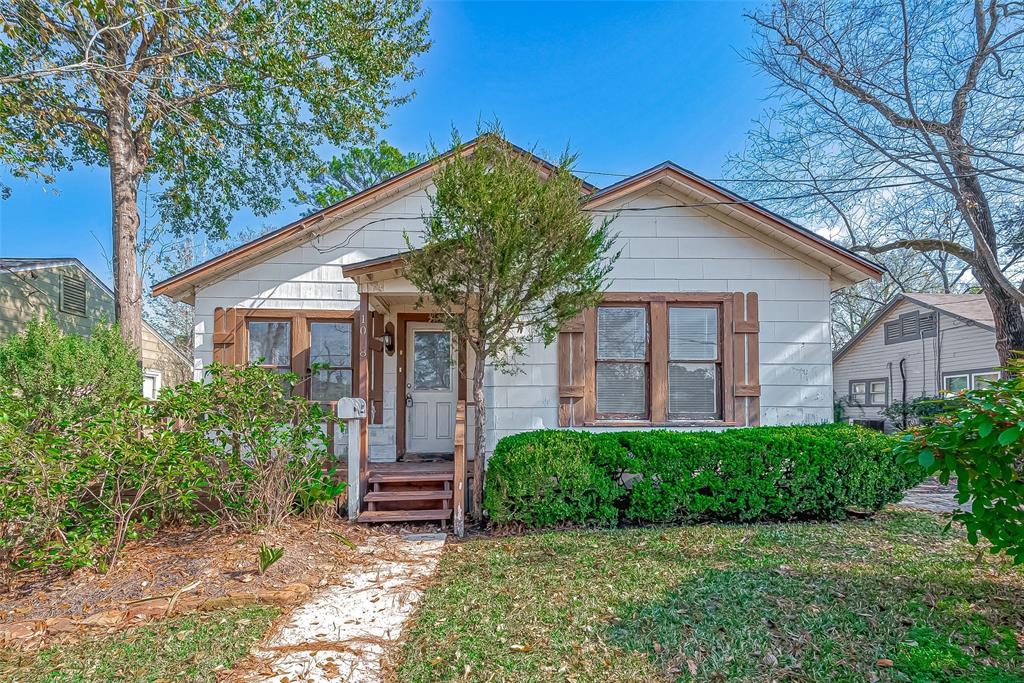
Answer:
[[899, 357, 908, 430]]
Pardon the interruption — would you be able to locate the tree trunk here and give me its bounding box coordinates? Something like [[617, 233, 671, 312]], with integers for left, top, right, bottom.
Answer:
[[106, 107, 144, 352], [471, 350, 487, 522], [974, 261, 1024, 366], [948, 152, 1024, 365]]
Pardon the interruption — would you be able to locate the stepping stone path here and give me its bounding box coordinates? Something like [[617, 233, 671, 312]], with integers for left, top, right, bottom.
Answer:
[[239, 532, 446, 683], [897, 477, 970, 514]]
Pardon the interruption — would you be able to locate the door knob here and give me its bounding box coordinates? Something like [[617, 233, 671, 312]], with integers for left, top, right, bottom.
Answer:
[[406, 395, 414, 407]]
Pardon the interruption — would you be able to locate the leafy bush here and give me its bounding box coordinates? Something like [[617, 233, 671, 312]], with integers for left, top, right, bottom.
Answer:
[[895, 359, 1024, 564], [484, 430, 620, 526], [161, 363, 336, 529], [485, 424, 921, 528], [0, 316, 141, 424], [0, 352, 338, 580], [0, 394, 210, 578], [882, 396, 955, 429]]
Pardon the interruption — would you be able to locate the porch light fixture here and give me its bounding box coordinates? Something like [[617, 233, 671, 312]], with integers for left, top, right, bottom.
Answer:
[[376, 322, 396, 355]]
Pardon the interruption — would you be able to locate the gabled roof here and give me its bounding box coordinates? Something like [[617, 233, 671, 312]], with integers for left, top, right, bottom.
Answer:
[[152, 136, 596, 302], [0, 257, 192, 366], [833, 292, 995, 363], [583, 162, 884, 284]]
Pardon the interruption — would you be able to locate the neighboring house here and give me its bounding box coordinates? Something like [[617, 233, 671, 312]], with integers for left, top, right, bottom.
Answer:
[[833, 293, 1000, 429], [0, 257, 192, 396], [153, 137, 883, 525]]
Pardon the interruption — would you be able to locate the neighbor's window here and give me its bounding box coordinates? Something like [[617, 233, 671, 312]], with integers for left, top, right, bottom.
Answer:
[[667, 306, 720, 419], [309, 321, 353, 402], [972, 371, 999, 388], [596, 306, 649, 418], [248, 320, 292, 375], [850, 379, 887, 406], [943, 374, 970, 393]]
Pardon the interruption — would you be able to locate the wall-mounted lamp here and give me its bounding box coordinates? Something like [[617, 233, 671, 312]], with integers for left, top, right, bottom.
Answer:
[[377, 321, 396, 356]]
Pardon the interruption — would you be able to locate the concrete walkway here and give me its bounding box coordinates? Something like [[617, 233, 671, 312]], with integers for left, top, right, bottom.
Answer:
[[240, 532, 446, 683], [897, 477, 970, 513]]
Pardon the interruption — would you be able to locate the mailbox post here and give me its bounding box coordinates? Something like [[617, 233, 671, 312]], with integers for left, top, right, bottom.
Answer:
[[336, 397, 366, 520]]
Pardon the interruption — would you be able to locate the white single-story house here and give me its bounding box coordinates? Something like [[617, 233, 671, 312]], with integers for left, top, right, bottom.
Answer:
[[833, 292, 1000, 429], [153, 137, 883, 527]]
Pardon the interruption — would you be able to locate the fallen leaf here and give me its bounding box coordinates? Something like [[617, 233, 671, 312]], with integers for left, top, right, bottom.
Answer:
[[877, 659, 894, 668], [510, 644, 532, 653]]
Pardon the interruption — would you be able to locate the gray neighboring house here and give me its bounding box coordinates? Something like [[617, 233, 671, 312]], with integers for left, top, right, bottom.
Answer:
[[833, 293, 1000, 429], [0, 257, 192, 396]]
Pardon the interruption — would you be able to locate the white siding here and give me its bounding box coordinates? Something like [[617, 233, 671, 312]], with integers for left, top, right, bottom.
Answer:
[[833, 299, 999, 425], [487, 187, 837, 447], [191, 182, 845, 459]]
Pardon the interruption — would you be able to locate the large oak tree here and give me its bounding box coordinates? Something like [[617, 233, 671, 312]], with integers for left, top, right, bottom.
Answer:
[[731, 0, 1024, 362], [1, 0, 429, 348]]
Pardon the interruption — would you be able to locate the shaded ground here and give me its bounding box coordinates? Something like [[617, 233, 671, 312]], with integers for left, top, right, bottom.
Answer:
[[0, 517, 374, 648], [897, 477, 970, 513], [395, 510, 1024, 682], [0, 606, 278, 682]]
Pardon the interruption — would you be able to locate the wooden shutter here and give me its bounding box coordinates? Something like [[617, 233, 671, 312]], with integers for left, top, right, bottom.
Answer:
[[557, 312, 588, 426], [212, 307, 243, 365], [368, 312, 385, 424], [731, 292, 760, 426]]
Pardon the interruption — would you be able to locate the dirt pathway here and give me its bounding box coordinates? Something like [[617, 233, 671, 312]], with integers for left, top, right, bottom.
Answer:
[[237, 532, 446, 682], [897, 477, 970, 513]]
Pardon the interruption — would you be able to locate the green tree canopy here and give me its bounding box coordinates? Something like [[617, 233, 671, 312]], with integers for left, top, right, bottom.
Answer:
[[0, 0, 430, 347], [305, 140, 425, 208]]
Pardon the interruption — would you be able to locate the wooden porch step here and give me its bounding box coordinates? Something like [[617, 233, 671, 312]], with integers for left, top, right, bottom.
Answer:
[[357, 509, 453, 523], [367, 471, 454, 484], [364, 490, 453, 502]]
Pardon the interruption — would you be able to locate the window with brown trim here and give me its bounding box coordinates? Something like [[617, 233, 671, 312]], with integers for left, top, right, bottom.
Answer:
[[667, 306, 721, 420], [595, 306, 650, 419], [247, 320, 292, 374], [308, 320, 354, 402]]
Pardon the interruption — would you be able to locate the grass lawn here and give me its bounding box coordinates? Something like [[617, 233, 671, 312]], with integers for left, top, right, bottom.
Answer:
[[0, 606, 278, 682], [396, 510, 1024, 682]]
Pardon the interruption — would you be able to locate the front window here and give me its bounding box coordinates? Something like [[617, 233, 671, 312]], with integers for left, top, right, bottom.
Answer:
[[667, 307, 720, 419], [309, 321, 353, 402], [972, 372, 999, 388], [596, 306, 649, 419], [248, 320, 292, 373]]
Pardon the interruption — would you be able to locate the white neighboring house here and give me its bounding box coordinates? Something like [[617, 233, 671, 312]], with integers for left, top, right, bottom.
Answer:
[[833, 293, 1000, 429], [153, 138, 883, 525]]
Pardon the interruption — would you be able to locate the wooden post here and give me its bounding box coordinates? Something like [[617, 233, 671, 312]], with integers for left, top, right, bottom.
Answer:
[[358, 293, 370, 501], [453, 400, 467, 537]]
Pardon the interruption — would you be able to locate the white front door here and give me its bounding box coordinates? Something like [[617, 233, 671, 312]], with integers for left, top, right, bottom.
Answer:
[[406, 322, 457, 455]]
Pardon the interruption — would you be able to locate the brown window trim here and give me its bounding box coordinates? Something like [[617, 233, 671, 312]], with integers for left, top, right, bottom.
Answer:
[[234, 308, 358, 403], [594, 303, 651, 421], [584, 293, 739, 428]]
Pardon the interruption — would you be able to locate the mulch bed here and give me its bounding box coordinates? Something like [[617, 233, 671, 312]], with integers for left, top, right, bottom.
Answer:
[[0, 515, 397, 650]]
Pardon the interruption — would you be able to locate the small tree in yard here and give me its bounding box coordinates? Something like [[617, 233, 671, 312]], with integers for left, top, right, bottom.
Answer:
[[403, 133, 617, 521]]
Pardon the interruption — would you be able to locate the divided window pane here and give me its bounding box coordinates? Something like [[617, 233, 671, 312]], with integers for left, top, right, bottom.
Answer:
[[596, 307, 648, 417], [669, 307, 717, 360], [668, 363, 718, 418], [248, 321, 291, 368], [309, 321, 353, 402]]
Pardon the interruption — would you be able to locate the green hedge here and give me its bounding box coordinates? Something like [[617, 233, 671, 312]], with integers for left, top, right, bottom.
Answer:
[[484, 424, 922, 527]]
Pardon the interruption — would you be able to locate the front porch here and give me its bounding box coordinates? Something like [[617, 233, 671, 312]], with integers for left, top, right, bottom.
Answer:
[[343, 251, 473, 535]]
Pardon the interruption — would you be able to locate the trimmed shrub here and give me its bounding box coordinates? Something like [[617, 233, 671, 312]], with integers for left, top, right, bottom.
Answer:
[[485, 424, 921, 528], [484, 430, 621, 526]]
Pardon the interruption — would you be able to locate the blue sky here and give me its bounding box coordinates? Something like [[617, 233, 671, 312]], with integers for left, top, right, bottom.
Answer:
[[0, 1, 772, 283]]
